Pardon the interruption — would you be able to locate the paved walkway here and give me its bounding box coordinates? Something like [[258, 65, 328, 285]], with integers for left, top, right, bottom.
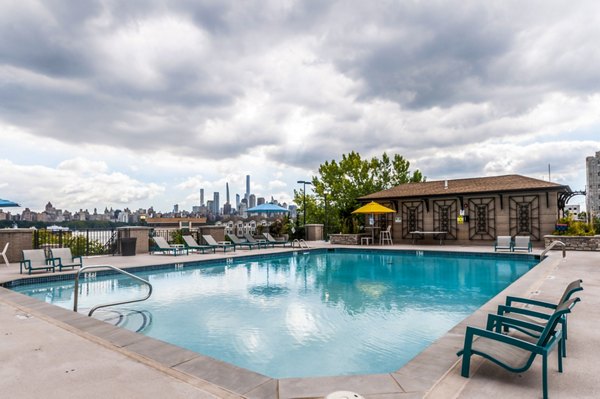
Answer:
[[0, 244, 598, 398]]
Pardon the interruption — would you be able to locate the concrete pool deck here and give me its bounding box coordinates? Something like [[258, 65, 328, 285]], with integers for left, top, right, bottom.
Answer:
[[0, 243, 598, 398]]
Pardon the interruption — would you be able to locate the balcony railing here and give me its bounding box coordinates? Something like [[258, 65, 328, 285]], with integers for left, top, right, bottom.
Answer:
[[33, 228, 119, 257]]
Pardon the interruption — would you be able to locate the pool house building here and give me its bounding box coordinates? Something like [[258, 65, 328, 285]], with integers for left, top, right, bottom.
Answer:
[[359, 174, 571, 245]]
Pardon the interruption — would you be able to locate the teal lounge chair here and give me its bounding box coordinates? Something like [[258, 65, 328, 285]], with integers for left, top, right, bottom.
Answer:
[[263, 232, 292, 247], [50, 248, 83, 271], [182, 235, 216, 254], [151, 236, 188, 256], [458, 298, 577, 399], [513, 235, 532, 252], [20, 249, 55, 274], [494, 236, 513, 252], [497, 279, 583, 356], [244, 233, 272, 248], [227, 234, 261, 250], [202, 235, 236, 252]]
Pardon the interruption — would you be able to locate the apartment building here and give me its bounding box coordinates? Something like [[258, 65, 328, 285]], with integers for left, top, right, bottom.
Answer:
[[586, 151, 600, 219]]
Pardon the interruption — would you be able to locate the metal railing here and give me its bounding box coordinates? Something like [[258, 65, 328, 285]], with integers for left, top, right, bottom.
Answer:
[[292, 239, 310, 248], [73, 265, 153, 317], [541, 240, 566, 258], [34, 228, 119, 256]]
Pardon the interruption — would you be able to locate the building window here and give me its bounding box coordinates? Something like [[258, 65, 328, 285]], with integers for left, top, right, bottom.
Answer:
[[509, 195, 540, 240], [518, 204, 530, 232], [408, 209, 417, 231], [476, 205, 487, 233], [440, 206, 450, 231], [468, 197, 496, 240]]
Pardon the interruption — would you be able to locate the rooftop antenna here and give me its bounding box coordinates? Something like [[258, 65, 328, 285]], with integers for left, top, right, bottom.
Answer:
[[548, 164, 551, 182]]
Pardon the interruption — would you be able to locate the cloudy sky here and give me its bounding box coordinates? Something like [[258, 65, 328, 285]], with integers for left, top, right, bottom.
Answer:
[[1, 0, 599, 213]]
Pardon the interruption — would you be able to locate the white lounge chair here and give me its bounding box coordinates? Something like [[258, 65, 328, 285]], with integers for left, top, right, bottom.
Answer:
[[20, 249, 54, 274], [513, 236, 532, 252], [227, 234, 261, 250], [50, 247, 83, 271], [182, 235, 216, 254], [152, 236, 188, 256], [202, 235, 235, 252], [243, 233, 271, 248], [494, 236, 513, 252], [1, 242, 9, 267], [263, 232, 292, 247]]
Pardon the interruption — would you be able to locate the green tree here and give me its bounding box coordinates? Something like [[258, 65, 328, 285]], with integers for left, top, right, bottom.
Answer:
[[294, 151, 423, 233]]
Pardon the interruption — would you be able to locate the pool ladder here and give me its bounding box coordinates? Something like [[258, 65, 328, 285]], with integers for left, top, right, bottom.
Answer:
[[73, 264, 153, 317], [292, 239, 310, 249], [540, 240, 566, 258]]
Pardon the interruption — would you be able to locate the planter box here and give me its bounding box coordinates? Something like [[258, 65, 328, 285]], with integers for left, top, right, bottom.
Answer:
[[554, 224, 569, 232], [329, 234, 366, 245], [544, 235, 600, 251]]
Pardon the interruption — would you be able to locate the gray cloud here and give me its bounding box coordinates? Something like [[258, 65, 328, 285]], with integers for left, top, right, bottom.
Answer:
[[1, 0, 599, 204]]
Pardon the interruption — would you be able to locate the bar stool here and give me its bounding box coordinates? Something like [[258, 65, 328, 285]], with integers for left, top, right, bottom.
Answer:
[[380, 226, 393, 245]]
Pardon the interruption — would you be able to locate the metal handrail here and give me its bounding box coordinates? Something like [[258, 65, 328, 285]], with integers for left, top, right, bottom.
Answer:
[[73, 265, 153, 317], [540, 240, 566, 258], [292, 239, 310, 248]]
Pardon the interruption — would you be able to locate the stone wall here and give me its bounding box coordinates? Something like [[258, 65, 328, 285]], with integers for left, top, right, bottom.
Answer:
[[544, 235, 600, 251], [329, 234, 366, 245], [0, 229, 34, 263]]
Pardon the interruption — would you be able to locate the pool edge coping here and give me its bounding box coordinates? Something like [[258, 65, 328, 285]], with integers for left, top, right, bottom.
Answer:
[[0, 246, 553, 398]]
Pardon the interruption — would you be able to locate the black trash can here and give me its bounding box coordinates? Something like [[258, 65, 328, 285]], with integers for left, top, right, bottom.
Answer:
[[120, 237, 137, 256]]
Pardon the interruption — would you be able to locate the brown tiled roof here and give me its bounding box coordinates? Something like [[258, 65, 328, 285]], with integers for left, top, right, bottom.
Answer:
[[360, 174, 570, 200]]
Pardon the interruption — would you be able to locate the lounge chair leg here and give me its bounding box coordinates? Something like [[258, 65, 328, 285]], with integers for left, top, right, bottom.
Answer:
[[459, 335, 473, 379], [460, 352, 471, 378], [558, 340, 563, 373], [542, 354, 548, 399]]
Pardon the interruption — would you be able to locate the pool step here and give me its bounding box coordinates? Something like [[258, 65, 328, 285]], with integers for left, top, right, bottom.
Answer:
[[81, 307, 153, 333]]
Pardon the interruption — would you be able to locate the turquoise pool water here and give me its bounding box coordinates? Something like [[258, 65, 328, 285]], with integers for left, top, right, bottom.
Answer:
[[11, 249, 537, 378]]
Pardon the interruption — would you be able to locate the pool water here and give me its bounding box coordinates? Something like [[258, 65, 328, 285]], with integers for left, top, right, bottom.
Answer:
[[12, 250, 537, 378]]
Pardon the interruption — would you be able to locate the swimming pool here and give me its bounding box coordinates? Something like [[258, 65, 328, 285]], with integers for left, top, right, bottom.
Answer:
[[11, 249, 537, 378]]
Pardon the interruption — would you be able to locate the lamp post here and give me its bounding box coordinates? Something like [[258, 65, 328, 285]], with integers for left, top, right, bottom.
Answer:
[[323, 191, 330, 241], [297, 180, 312, 228]]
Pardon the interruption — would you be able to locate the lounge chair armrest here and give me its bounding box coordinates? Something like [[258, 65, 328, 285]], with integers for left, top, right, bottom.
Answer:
[[48, 257, 61, 266], [505, 295, 557, 310], [462, 325, 542, 354], [73, 255, 83, 263], [19, 259, 31, 273], [497, 305, 552, 320], [486, 313, 545, 334]]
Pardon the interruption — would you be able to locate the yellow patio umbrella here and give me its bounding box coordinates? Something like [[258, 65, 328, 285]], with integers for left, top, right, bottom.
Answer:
[[352, 201, 396, 215], [352, 201, 396, 243]]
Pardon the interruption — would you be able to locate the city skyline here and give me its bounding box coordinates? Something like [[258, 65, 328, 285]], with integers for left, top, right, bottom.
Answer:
[[1, 2, 599, 211]]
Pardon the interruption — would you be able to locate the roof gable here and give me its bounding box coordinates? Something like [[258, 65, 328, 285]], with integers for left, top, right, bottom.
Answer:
[[361, 174, 570, 200]]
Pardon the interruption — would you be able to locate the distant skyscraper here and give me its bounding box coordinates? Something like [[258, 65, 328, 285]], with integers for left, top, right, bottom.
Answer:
[[173, 204, 179, 213], [257, 197, 265, 205], [213, 192, 220, 215], [245, 175, 250, 202], [223, 203, 232, 215], [236, 194, 240, 209], [200, 189, 205, 206], [586, 151, 600, 219], [226, 182, 230, 204], [249, 194, 256, 208]]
